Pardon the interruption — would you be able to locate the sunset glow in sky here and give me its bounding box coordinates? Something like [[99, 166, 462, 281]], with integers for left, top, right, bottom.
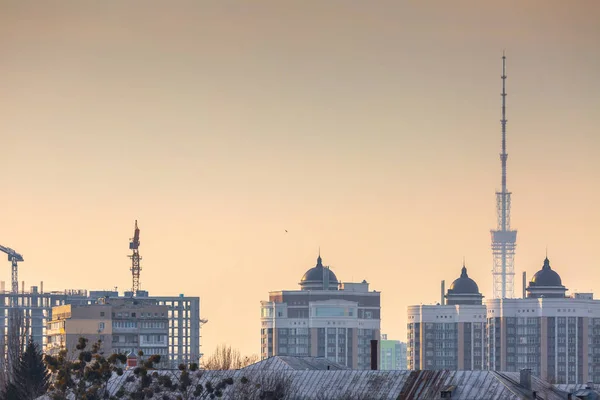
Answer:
[[1, 1, 599, 358]]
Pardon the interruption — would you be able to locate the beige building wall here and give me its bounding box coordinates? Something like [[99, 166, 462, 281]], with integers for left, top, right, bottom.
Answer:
[[352, 328, 359, 369], [457, 323, 465, 370], [582, 318, 589, 383], [419, 324, 425, 370], [500, 318, 507, 371], [310, 328, 318, 357], [541, 317, 548, 380]]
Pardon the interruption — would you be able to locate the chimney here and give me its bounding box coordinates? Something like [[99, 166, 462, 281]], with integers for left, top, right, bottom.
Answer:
[[519, 368, 531, 390], [370, 339, 378, 370], [41, 281, 44, 294], [522, 272, 527, 298], [21, 281, 25, 294], [441, 280, 445, 305], [1, 281, 4, 292]]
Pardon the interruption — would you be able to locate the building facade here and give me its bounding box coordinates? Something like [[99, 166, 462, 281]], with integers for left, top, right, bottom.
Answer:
[[407, 265, 487, 371], [47, 298, 169, 366], [88, 291, 201, 367], [0, 284, 88, 358], [407, 257, 600, 384], [261, 254, 381, 369], [486, 257, 600, 384], [379, 334, 407, 370]]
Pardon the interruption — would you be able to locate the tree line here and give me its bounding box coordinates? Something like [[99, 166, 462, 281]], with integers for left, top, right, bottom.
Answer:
[[0, 337, 264, 400]]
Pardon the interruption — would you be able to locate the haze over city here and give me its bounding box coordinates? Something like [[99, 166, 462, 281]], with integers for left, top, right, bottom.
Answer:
[[1, 0, 599, 360]]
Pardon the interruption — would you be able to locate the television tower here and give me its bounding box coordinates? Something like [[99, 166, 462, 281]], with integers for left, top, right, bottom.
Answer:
[[491, 53, 517, 299]]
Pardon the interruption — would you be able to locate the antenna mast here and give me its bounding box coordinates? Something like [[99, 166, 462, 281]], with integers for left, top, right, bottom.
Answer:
[[129, 220, 142, 296], [491, 53, 517, 299]]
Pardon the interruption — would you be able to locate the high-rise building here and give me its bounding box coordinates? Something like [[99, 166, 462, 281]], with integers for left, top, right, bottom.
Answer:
[[260, 254, 381, 369], [408, 257, 600, 384], [46, 298, 169, 367], [88, 291, 201, 367], [379, 334, 407, 370], [407, 264, 487, 370], [486, 257, 600, 384], [0, 285, 88, 356]]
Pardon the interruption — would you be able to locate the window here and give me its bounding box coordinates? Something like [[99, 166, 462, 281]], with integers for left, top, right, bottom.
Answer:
[[132, 312, 136, 317], [98, 322, 105, 332], [100, 312, 105, 317]]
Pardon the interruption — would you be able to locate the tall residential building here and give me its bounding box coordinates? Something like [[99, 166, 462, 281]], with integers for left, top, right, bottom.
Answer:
[[486, 257, 600, 384], [47, 298, 169, 366], [0, 285, 201, 368], [379, 334, 407, 370], [260, 254, 381, 369], [0, 284, 89, 355], [88, 291, 201, 367], [407, 264, 487, 371]]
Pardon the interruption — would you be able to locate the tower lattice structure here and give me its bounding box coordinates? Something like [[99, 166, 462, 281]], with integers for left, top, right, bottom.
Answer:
[[491, 53, 517, 299], [129, 220, 142, 295]]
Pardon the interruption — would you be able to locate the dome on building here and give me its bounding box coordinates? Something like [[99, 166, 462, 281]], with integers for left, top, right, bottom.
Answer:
[[445, 264, 483, 305], [299, 254, 339, 291], [526, 257, 567, 299], [449, 266, 479, 294], [530, 258, 562, 287]]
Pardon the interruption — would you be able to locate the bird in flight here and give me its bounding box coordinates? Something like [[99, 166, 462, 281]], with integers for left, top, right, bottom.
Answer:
[[285, 230, 288, 233]]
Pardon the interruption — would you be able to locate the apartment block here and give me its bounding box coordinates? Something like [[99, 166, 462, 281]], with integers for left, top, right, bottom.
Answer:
[[261, 254, 381, 369], [0, 284, 88, 355], [407, 265, 487, 371], [88, 291, 201, 367], [380, 334, 407, 370], [47, 297, 168, 366], [486, 257, 600, 384]]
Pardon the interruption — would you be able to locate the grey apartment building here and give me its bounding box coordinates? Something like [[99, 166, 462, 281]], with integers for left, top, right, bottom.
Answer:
[[407, 265, 487, 370], [486, 257, 600, 384], [261, 254, 381, 369], [0, 284, 89, 358], [407, 257, 600, 384], [47, 297, 169, 366], [88, 291, 201, 367], [0, 284, 201, 368]]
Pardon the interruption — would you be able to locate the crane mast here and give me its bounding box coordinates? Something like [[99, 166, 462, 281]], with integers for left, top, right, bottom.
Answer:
[[129, 220, 142, 296], [0, 244, 24, 295]]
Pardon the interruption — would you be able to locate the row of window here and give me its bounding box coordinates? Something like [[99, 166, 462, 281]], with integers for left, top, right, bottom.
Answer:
[[114, 311, 165, 318]]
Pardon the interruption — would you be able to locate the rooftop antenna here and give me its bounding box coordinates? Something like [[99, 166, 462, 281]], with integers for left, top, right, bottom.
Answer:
[[491, 52, 517, 299]]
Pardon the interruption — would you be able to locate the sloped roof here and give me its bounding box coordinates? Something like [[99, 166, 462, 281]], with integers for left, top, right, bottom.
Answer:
[[38, 367, 573, 400], [243, 356, 349, 371]]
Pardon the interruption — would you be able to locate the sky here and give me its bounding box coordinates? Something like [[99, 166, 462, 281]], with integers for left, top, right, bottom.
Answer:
[[1, 0, 599, 358]]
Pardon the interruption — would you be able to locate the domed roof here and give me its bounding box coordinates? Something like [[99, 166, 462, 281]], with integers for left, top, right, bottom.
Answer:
[[530, 258, 562, 287], [301, 255, 339, 284], [449, 266, 480, 294]]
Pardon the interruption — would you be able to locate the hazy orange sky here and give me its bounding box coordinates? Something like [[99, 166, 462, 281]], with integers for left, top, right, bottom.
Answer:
[[1, 1, 599, 358]]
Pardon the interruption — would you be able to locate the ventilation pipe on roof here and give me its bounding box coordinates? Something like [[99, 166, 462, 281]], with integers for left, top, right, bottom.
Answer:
[[520, 368, 532, 390], [370, 339, 378, 370], [523, 272, 527, 298], [441, 280, 445, 305]]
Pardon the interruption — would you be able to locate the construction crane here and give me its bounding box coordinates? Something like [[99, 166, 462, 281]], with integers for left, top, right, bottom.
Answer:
[[128, 220, 142, 296], [0, 244, 23, 294]]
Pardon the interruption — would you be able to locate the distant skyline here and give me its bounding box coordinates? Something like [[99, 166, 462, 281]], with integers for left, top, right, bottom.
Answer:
[[1, 1, 599, 357]]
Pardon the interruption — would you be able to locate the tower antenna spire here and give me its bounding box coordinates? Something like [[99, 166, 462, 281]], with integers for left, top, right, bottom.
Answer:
[[491, 52, 517, 299]]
